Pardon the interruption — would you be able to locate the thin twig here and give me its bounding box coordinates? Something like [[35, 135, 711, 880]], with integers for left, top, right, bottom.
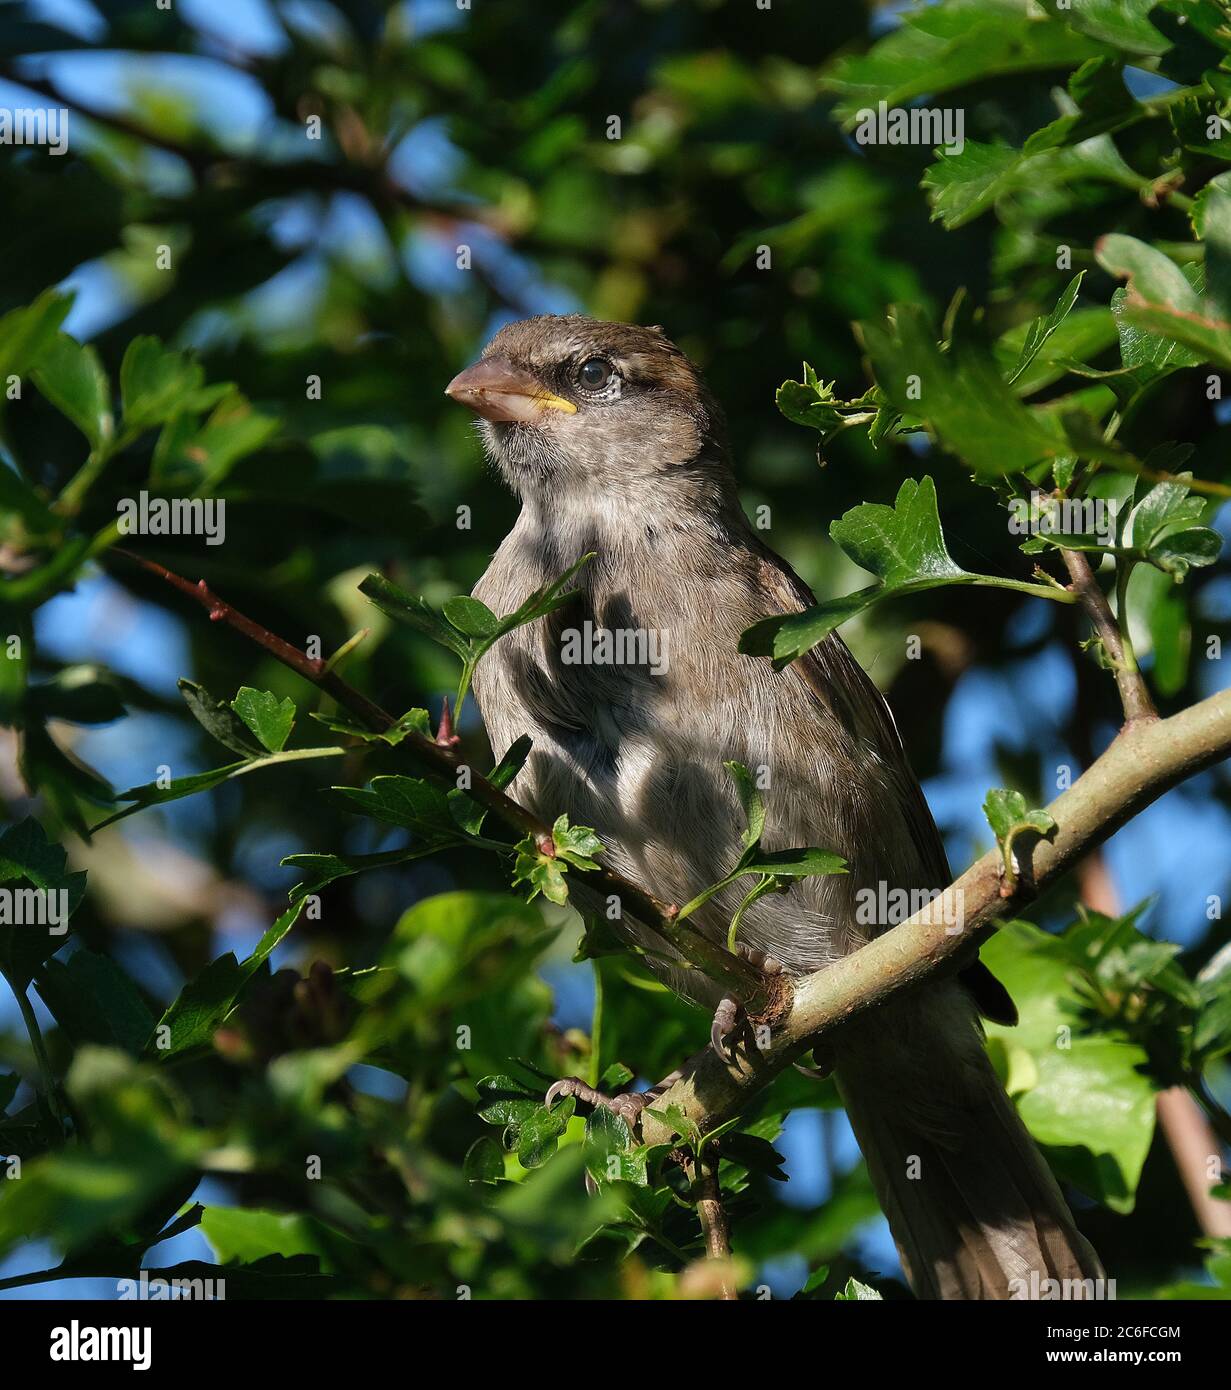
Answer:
[[1061, 549, 1157, 726], [111, 551, 769, 1008], [690, 1150, 737, 1299]]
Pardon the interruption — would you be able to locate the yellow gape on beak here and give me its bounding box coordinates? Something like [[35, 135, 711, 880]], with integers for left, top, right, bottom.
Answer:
[[445, 355, 577, 422]]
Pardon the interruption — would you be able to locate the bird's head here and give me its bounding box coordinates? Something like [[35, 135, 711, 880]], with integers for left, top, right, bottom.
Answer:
[[445, 315, 728, 501]]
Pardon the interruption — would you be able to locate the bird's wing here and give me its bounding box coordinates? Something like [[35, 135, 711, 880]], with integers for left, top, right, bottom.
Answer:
[[751, 547, 1016, 1026]]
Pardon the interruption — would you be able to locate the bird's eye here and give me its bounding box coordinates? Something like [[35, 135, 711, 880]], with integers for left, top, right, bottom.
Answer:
[[578, 357, 613, 391]]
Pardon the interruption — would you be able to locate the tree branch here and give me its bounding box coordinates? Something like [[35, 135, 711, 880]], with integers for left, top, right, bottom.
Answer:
[[689, 1150, 737, 1299], [111, 551, 768, 1008], [1061, 548, 1157, 726], [640, 688, 1231, 1144]]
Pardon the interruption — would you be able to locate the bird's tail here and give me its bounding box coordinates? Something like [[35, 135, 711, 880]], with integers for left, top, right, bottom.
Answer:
[[834, 989, 1105, 1300]]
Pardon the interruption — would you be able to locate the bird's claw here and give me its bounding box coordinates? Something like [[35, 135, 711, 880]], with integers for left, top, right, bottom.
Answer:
[[711, 995, 741, 1060], [709, 945, 785, 1061], [544, 1076, 648, 1132]]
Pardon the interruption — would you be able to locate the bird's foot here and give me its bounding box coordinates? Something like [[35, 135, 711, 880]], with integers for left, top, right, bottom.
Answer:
[[544, 1068, 685, 1138], [711, 945, 786, 1061]]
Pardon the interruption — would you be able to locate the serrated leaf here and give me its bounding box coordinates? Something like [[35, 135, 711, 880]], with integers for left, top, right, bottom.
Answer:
[[741, 477, 1039, 665], [551, 814, 603, 869], [179, 679, 264, 757], [32, 332, 112, 451], [983, 787, 1057, 841], [119, 336, 206, 432], [358, 573, 471, 658], [513, 842, 570, 905], [331, 775, 459, 839], [738, 847, 847, 879], [0, 289, 72, 385], [231, 687, 296, 753], [1098, 234, 1231, 369]]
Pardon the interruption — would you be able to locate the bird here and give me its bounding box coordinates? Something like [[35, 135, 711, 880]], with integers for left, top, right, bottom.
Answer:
[[445, 313, 1103, 1299]]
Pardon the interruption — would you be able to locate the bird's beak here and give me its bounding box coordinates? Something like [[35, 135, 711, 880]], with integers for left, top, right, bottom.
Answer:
[[445, 355, 577, 423]]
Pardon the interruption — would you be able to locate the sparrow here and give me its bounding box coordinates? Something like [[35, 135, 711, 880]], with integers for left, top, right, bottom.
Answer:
[[446, 314, 1102, 1299]]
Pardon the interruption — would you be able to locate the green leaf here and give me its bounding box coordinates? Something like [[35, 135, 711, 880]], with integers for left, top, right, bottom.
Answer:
[[1195, 990, 1231, 1059], [823, 2, 1104, 122], [512, 814, 604, 904], [0, 1048, 200, 1260], [492, 553, 592, 639], [1007, 273, 1086, 385], [516, 1101, 570, 1168], [1192, 170, 1231, 322], [178, 679, 265, 757], [551, 814, 603, 869], [982, 921, 1157, 1211], [741, 478, 1057, 666], [836, 1275, 883, 1300], [476, 1073, 543, 1126], [154, 390, 278, 489], [331, 775, 459, 839], [1097, 233, 1203, 313], [1022, 55, 1142, 152], [310, 707, 432, 747], [513, 842, 571, 905], [464, 1135, 507, 1184], [35, 949, 154, 1055], [1049, 0, 1169, 56], [119, 336, 207, 432], [200, 1206, 339, 1267], [448, 734, 532, 835], [738, 847, 848, 879], [151, 902, 305, 1058], [775, 364, 882, 440], [1097, 234, 1231, 369], [231, 686, 296, 753], [859, 306, 1069, 473], [1017, 1038, 1159, 1213], [96, 747, 344, 831], [922, 140, 1026, 230], [1124, 474, 1222, 580], [0, 289, 72, 385], [0, 818, 87, 989], [358, 573, 471, 658], [31, 332, 113, 451], [442, 595, 501, 639], [725, 760, 766, 849], [983, 787, 1058, 842], [282, 845, 433, 902]]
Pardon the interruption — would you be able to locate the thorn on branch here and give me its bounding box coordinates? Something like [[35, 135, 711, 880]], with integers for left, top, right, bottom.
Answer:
[[435, 696, 459, 747]]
